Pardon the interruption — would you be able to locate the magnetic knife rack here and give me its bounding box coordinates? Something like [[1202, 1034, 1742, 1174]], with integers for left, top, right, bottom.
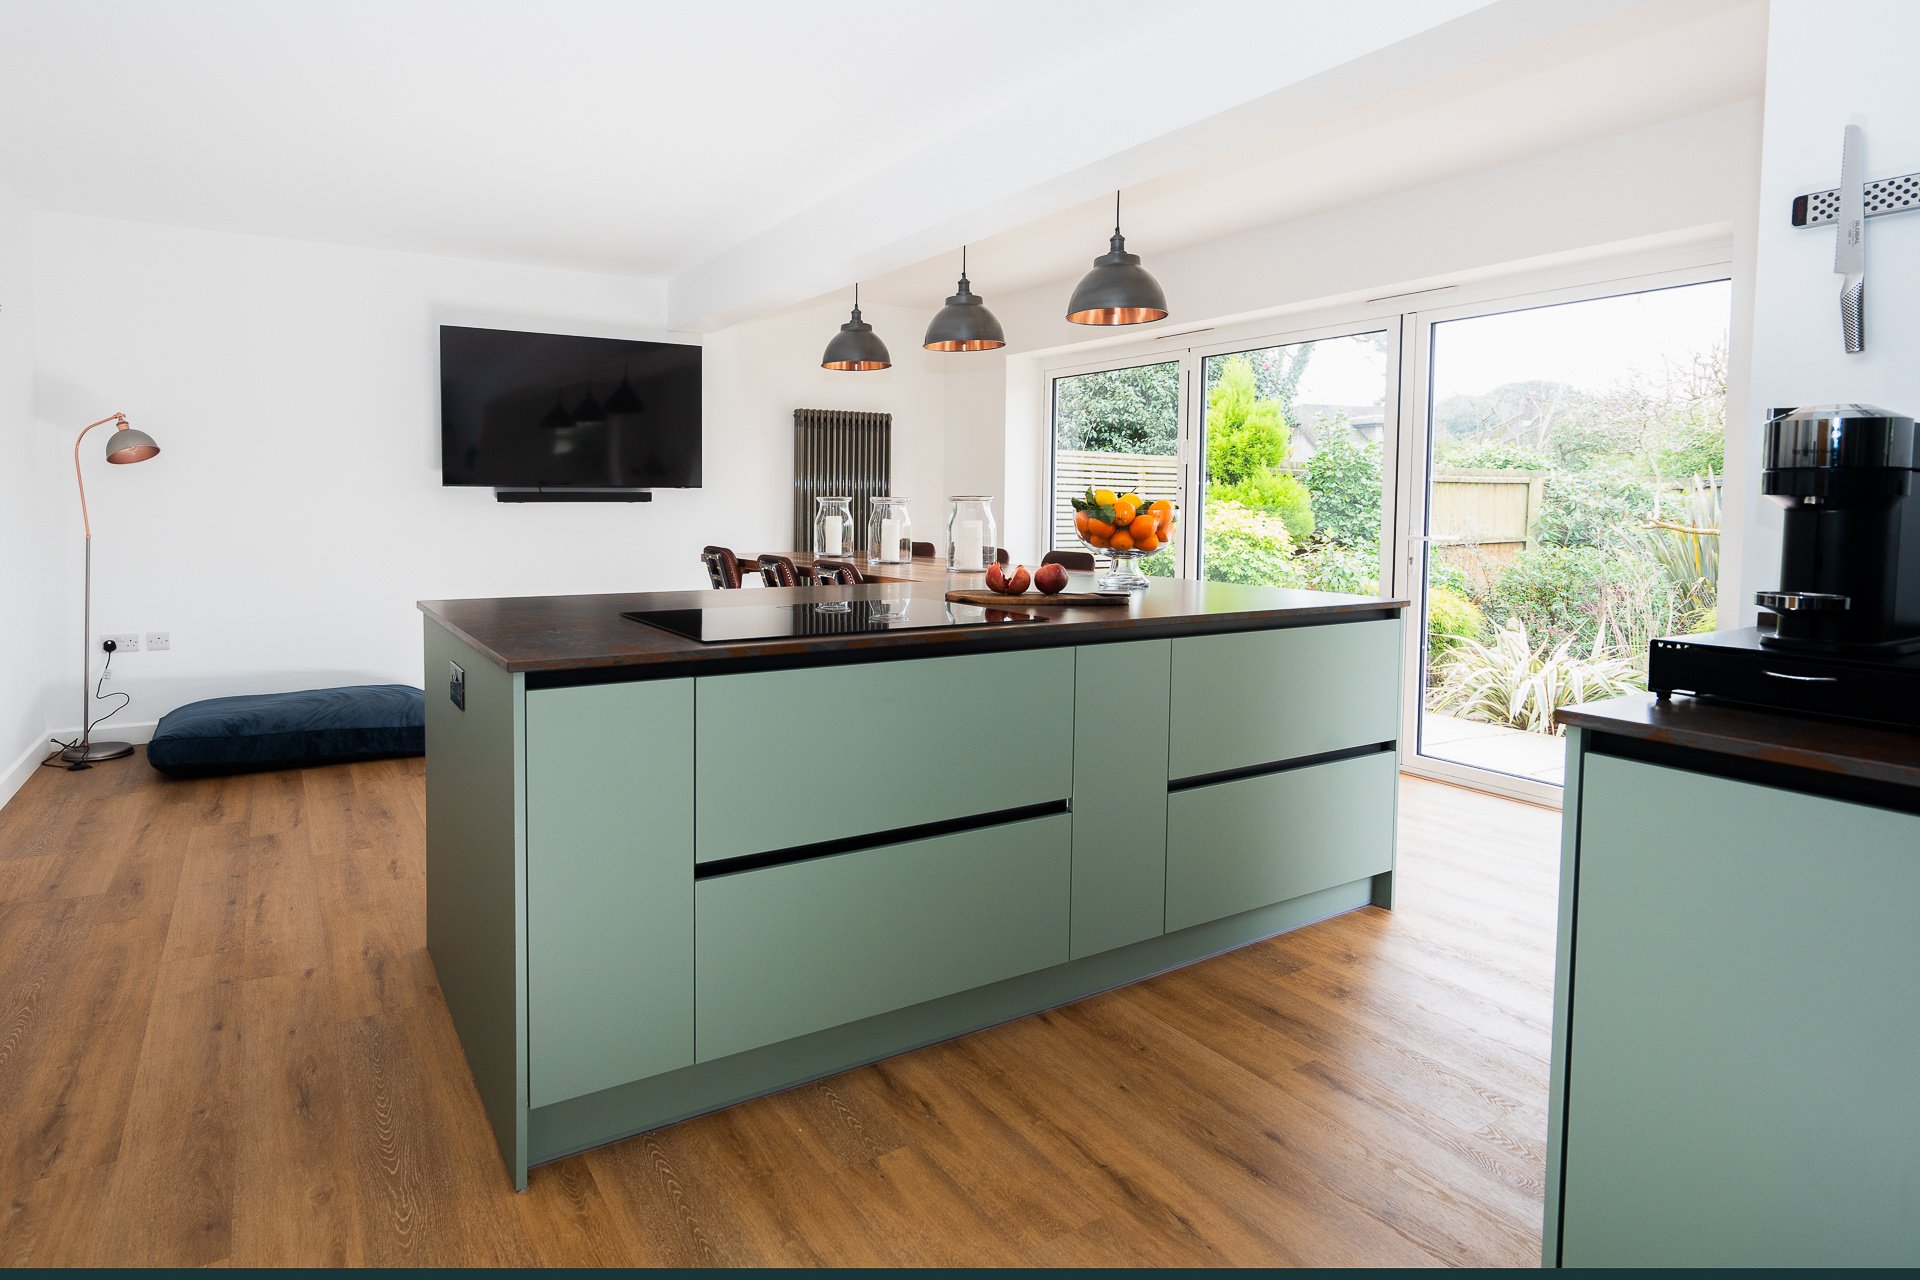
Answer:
[[1792, 171, 1920, 226]]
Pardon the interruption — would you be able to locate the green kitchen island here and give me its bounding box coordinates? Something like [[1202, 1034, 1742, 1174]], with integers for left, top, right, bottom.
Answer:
[[419, 578, 1406, 1188]]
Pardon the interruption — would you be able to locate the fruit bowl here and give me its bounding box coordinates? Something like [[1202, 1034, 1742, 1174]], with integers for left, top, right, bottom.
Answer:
[[1070, 488, 1175, 592]]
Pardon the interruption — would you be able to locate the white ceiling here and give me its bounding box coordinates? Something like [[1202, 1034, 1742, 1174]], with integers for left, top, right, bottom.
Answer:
[[0, 0, 1766, 332], [0, 0, 1165, 276], [859, 0, 1767, 311]]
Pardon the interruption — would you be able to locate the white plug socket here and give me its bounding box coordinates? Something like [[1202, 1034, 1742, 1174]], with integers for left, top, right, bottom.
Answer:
[[146, 632, 171, 651], [98, 632, 139, 653]]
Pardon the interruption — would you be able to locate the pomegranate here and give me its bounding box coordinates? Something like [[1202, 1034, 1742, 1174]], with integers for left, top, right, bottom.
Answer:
[[1033, 563, 1069, 595]]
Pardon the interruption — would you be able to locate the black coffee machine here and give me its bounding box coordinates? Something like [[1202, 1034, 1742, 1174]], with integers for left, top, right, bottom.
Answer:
[[1648, 403, 1920, 727]]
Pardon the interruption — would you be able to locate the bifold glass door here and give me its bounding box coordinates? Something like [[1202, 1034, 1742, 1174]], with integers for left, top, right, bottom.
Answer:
[[1402, 277, 1732, 799], [1045, 267, 1733, 803]]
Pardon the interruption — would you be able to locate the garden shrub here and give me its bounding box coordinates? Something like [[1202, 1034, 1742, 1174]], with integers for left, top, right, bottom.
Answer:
[[1537, 469, 1654, 549], [1200, 500, 1304, 587], [1426, 587, 1487, 665], [1481, 544, 1620, 651], [1209, 470, 1315, 545], [1297, 543, 1380, 595], [1301, 435, 1381, 548]]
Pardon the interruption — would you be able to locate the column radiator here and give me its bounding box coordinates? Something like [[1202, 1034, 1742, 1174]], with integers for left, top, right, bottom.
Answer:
[[793, 409, 892, 550]]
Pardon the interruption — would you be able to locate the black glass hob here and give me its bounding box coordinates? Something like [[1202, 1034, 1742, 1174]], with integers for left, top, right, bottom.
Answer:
[[623, 597, 1047, 643]]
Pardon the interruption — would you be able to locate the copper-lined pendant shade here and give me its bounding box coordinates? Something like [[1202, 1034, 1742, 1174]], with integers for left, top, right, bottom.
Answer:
[[1066, 191, 1168, 326], [923, 247, 1005, 351], [822, 284, 891, 371], [104, 424, 160, 464]]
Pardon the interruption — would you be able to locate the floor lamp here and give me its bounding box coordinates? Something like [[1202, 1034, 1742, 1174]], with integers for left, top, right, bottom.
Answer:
[[62, 413, 161, 766]]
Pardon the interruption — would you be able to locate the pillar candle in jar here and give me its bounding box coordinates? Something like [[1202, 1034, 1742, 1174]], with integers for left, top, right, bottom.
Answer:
[[822, 517, 843, 557], [880, 517, 902, 561], [955, 520, 984, 569]]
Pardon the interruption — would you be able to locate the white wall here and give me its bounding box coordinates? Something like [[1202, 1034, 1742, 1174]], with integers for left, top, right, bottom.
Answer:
[[964, 101, 1764, 556], [0, 174, 48, 804], [1737, 0, 1920, 622], [28, 216, 949, 740]]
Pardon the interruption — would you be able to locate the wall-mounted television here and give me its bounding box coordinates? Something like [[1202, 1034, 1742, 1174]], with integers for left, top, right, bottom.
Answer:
[[439, 325, 702, 493]]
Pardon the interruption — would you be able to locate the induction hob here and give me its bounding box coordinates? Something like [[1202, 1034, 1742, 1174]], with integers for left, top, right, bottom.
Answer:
[[623, 597, 1048, 643]]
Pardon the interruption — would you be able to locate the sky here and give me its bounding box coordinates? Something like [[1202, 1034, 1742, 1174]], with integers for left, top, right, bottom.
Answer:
[[1266, 278, 1732, 407]]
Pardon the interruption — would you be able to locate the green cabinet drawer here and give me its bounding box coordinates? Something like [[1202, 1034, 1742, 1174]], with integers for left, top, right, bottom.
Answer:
[[694, 648, 1074, 863], [1166, 750, 1396, 932], [1558, 754, 1920, 1267], [1071, 639, 1171, 959], [526, 681, 695, 1108], [694, 813, 1071, 1061], [1168, 619, 1400, 780]]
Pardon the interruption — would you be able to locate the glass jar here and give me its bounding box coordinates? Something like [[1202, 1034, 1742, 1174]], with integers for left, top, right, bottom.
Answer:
[[811, 495, 854, 561], [867, 497, 913, 565], [946, 496, 997, 574]]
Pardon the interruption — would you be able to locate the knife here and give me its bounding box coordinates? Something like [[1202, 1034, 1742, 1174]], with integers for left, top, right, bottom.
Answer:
[[1837, 124, 1865, 353]]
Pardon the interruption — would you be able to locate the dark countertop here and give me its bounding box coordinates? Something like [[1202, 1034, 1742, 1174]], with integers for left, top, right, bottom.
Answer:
[[419, 577, 1407, 678], [1558, 692, 1920, 790]]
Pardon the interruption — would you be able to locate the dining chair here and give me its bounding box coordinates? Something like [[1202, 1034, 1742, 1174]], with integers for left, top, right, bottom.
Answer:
[[993, 547, 1011, 565], [1041, 549, 1095, 572], [701, 545, 744, 589], [911, 541, 937, 559], [756, 553, 803, 587], [812, 559, 864, 585]]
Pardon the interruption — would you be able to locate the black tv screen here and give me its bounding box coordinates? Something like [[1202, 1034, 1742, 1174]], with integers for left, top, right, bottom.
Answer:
[[440, 325, 702, 489]]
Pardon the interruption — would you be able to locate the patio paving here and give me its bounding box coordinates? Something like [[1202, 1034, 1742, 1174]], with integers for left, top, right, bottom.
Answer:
[[1419, 711, 1567, 785]]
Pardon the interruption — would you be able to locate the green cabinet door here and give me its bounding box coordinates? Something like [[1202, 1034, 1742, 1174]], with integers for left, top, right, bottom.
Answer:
[[1071, 639, 1170, 959], [694, 648, 1075, 863], [1168, 619, 1400, 780], [1166, 751, 1396, 932], [694, 814, 1071, 1061], [1559, 754, 1920, 1267], [526, 681, 695, 1108]]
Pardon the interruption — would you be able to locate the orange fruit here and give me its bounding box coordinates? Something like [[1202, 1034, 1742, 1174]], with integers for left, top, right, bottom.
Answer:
[[1074, 511, 1091, 537], [1128, 513, 1156, 539], [1111, 499, 1136, 525], [1089, 531, 1111, 547], [1110, 531, 1135, 552], [1087, 517, 1114, 539], [1136, 532, 1160, 553], [1149, 499, 1172, 520]]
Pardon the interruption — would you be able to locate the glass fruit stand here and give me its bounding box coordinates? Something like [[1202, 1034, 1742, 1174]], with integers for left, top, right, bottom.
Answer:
[[1070, 487, 1175, 591]]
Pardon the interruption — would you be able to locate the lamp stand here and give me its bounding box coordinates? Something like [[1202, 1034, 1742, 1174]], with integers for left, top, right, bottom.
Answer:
[[61, 536, 134, 766], [59, 412, 148, 769]]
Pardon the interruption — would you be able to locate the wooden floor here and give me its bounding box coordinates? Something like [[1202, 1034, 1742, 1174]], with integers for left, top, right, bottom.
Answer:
[[0, 751, 1561, 1267]]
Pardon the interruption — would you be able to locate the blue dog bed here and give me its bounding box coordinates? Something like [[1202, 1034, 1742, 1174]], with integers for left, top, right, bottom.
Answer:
[[147, 684, 425, 777]]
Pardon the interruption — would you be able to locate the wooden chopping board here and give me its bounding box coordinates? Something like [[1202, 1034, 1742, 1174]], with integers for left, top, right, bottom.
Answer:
[[945, 589, 1133, 607]]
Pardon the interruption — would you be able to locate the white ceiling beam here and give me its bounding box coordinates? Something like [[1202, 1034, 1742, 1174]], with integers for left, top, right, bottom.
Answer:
[[665, 0, 1648, 332]]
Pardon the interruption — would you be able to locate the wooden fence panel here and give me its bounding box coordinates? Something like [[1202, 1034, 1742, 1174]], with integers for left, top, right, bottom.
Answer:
[[1052, 450, 1181, 550]]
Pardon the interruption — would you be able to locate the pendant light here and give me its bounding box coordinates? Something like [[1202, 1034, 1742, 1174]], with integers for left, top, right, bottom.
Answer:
[[541, 392, 573, 430], [821, 283, 891, 371], [1065, 191, 1168, 326], [922, 246, 1006, 351], [572, 386, 606, 428], [604, 364, 644, 414]]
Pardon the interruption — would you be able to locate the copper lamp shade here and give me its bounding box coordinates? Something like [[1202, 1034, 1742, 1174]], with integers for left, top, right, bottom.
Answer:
[[923, 247, 1006, 352], [822, 284, 891, 371], [1066, 191, 1168, 326], [104, 425, 160, 464]]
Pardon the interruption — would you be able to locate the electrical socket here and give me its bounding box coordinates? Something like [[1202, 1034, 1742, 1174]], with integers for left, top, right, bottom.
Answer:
[[146, 632, 171, 651], [98, 632, 139, 653]]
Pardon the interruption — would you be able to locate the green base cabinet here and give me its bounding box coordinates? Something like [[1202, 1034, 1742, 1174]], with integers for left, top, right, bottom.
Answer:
[[1070, 639, 1171, 959], [695, 814, 1071, 1061], [1548, 741, 1920, 1267], [526, 681, 695, 1108], [1167, 751, 1396, 932], [424, 613, 1404, 1189]]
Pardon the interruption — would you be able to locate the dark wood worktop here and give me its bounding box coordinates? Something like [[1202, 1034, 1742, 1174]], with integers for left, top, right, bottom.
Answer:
[[1558, 692, 1920, 791], [419, 576, 1406, 681]]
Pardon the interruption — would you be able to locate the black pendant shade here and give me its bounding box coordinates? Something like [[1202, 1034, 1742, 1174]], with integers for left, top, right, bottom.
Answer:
[[1066, 191, 1168, 326], [923, 247, 1005, 351], [541, 393, 573, 430], [604, 367, 644, 414], [572, 387, 606, 428], [822, 284, 891, 371]]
